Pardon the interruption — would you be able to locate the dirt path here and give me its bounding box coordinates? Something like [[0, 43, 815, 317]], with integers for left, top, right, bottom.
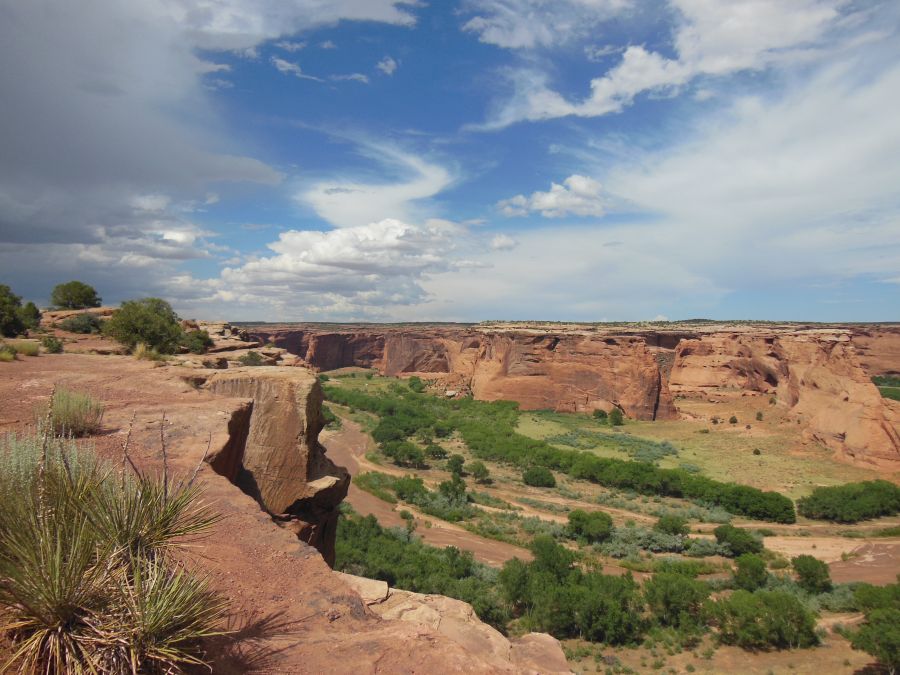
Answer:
[[322, 420, 533, 566]]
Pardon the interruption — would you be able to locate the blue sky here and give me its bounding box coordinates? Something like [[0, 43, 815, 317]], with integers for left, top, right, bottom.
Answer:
[[1, 0, 898, 322]]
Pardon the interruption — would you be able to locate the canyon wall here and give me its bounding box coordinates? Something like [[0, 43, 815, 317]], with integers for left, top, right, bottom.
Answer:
[[252, 323, 900, 469]]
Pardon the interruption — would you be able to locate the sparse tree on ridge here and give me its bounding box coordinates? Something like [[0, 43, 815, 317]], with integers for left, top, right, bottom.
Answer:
[[51, 280, 101, 309]]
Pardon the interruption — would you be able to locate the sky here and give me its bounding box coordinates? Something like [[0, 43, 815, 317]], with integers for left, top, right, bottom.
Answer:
[[0, 0, 898, 322]]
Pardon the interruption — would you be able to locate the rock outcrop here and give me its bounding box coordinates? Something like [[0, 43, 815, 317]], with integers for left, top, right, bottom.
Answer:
[[204, 368, 350, 564]]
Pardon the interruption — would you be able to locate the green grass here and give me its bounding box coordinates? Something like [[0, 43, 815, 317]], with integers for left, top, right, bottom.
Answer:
[[3, 339, 40, 356], [48, 387, 105, 437]]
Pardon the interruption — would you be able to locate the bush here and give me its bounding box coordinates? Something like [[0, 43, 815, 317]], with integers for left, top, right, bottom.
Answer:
[[182, 329, 213, 354], [791, 555, 832, 594], [59, 312, 102, 334], [0, 344, 15, 362], [609, 408, 624, 426], [850, 608, 900, 673], [655, 514, 689, 536], [468, 460, 490, 483], [797, 480, 900, 523], [714, 525, 763, 557], [523, 466, 556, 488], [408, 376, 426, 393], [709, 590, 818, 649], [755, 412, 763, 421], [447, 454, 465, 475], [18, 301, 41, 330], [425, 443, 448, 459], [733, 554, 768, 591], [729, 416, 738, 424], [104, 298, 184, 353], [237, 351, 265, 366], [592, 409, 608, 420], [6, 339, 40, 356], [643, 572, 709, 629], [0, 284, 25, 337], [50, 280, 101, 309], [0, 429, 225, 673], [40, 335, 63, 353], [566, 509, 613, 543], [48, 387, 105, 437]]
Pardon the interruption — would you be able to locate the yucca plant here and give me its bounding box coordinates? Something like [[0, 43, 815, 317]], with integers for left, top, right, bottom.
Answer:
[[48, 387, 104, 437]]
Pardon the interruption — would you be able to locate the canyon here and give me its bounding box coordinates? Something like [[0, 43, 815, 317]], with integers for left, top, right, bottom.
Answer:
[[251, 322, 900, 469]]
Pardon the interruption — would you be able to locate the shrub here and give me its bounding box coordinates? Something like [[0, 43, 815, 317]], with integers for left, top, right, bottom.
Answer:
[[50, 280, 101, 309], [133, 343, 166, 361], [797, 480, 900, 523], [48, 387, 105, 436], [468, 460, 490, 483], [714, 525, 763, 557], [709, 590, 818, 649], [58, 312, 102, 334], [18, 301, 41, 330], [0, 429, 226, 673], [609, 408, 625, 426], [729, 416, 738, 424], [850, 608, 900, 673], [182, 329, 213, 354], [0, 284, 25, 337], [791, 555, 832, 594], [237, 351, 265, 366], [104, 298, 183, 353], [425, 443, 448, 459], [318, 373, 330, 382], [408, 376, 426, 393], [0, 344, 16, 362], [6, 339, 39, 356], [592, 409, 608, 420], [566, 509, 613, 543], [655, 514, 690, 536], [643, 572, 709, 629], [40, 335, 63, 353], [755, 412, 763, 421], [523, 466, 556, 487], [733, 553, 768, 591]]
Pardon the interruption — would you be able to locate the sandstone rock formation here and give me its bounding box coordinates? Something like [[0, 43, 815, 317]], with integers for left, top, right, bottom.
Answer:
[[204, 368, 350, 564]]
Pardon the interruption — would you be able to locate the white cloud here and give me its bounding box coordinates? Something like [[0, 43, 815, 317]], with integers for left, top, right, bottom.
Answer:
[[320, 40, 338, 49], [490, 233, 518, 250], [462, 0, 631, 49], [377, 56, 398, 75], [331, 73, 370, 84], [498, 175, 605, 217], [301, 143, 454, 228], [276, 40, 306, 52], [271, 57, 323, 81], [482, 0, 849, 127]]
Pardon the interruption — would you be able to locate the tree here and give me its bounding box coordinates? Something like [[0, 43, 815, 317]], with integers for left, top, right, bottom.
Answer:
[[643, 572, 709, 628], [733, 553, 768, 591], [425, 443, 447, 459], [0, 284, 25, 337], [592, 409, 608, 420], [18, 301, 41, 330], [523, 466, 556, 487], [714, 525, 763, 557], [50, 280, 101, 309], [609, 408, 625, 426], [851, 608, 900, 675], [710, 590, 818, 649], [566, 509, 613, 543], [468, 461, 490, 483], [447, 454, 465, 475], [103, 298, 183, 353], [407, 376, 426, 393], [654, 514, 689, 536], [438, 473, 467, 503], [182, 329, 213, 354], [791, 555, 832, 594]]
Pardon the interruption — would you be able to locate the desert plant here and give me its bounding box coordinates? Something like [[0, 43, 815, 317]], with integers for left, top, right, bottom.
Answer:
[[104, 298, 183, 354], [48, 387, 105, 437], [729, 416, 738, 424], [59, 313, 102, 334], [0, 345, 15, 362], [609, 408, 625, 426], [18, 301, 41, 330], [523, 466, 556, 487], [238, 351, 265, 367], [41, 335, 63, 353], [5, 339, 40, 356], [0, 284, 25, 337], [468, 461, 490, 483], [791, 555, 832, 594], [733, 553, 768, 591], [182, 329, 213, 354], [50, 281, 101, 310], [655, 514, 690, 536]]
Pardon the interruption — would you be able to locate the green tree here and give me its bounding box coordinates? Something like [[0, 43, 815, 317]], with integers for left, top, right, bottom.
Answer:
[[714, 525, 763, 557], [425, 443, 447, 459], [182, 329, 213, 354], [447, 454, 465, 475], [0, 284, 25, 337], [710, 590, 818, 649], [17, 301, 41, 330], [566, 509, 613, 543], [103, 298, 183, 353], [733, 553, 768, 591], [522, 466, 556, 487], [791, 555, 832, 594], [643, 572, 709, 628], [468, 461, 490, 483], [50, 280, 101, 309], [851, 608, 900, 674], [609, 408, 625, 426], [438, 473, 467, 503], [407, 376, 426, 393], [592, 409, 608, 420], [654, 514, 689, 536]]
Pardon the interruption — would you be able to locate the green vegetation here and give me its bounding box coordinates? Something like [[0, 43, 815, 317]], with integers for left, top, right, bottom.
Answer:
[[335, 511, 508, 629], [873, 375, 900, 402], [59, 312, 102, 333], [851, 609, 900, 674], [654, 514, 689, 536], [237, 350, 265, 366], [643, 572, 710, 630], [0, 284, 26, 337], [0, 344, 15, 362], [546, 428, 678, 464], [353, 471, 474, 522], [18, 302, 41, 330], [733, 554, 768, 591], [324, 382, 796, 523], [713, 525, 762, 557], [467, 460, 490, 483], [0, 427, 225, 672], [797, 480, 900, 523], [592, 409, 608, 420], [104, 298, 183, 353], [50, 280, 101, 309], [5, 339, 40, 356], [182, 329, 213, 354], [791, 555, 832, 594], [566, 509, 613, 543], [407, 376, 426, 393], [523, 466, 556, 487], [447, 454, 465, 475], [708, 590, 818, 649], [609, 408, 624, 426], [49, 387, 105, 437], [40, 335, 63, 353]]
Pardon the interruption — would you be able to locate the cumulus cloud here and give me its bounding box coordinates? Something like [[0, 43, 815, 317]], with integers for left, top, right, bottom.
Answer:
[[490, 233, 518, 250], [481, 0, 850, 127], [462, 0, 631, 49], [377, 56, 399, 75], [498, 175, 605, 217], [301, 143, 454, 228]]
